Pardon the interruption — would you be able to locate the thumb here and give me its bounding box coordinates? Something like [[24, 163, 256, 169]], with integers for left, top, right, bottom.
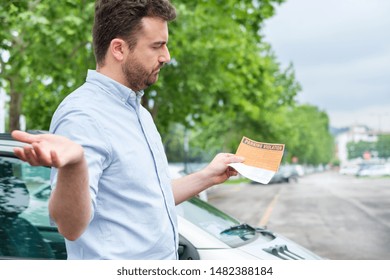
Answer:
[[227, 155, 245, 163]]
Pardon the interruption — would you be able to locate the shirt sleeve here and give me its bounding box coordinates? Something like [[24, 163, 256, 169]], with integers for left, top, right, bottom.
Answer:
[[49, 107, 112, 220]]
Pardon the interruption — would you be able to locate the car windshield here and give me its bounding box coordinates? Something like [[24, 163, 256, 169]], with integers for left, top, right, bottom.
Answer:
[[177, 197, 273, 247]]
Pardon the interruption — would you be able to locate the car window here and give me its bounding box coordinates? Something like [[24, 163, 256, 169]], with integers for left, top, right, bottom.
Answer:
[[0, 156, 66, 259]]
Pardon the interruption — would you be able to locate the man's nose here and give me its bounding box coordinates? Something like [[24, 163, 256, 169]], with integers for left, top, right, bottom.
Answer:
[[160, 45, 171, 64]]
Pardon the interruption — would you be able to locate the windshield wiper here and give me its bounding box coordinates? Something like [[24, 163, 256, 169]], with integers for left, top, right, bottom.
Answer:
[[255, 227, 276, 238], [220, 223, 256, 235], [221, 223, 276, 239]]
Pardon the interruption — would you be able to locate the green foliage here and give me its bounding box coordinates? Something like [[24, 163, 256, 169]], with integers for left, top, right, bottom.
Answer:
[[347, 141, 376, 160], [1, 0, 335, 165], [376, 135, 390, 158], [0, 0, 95, 130], [347, 134, 390, 160], [150, 0, 306, 158], [282, 105, 334, 165], [146, 0, 287, 135], [163, 123, 215, 163]]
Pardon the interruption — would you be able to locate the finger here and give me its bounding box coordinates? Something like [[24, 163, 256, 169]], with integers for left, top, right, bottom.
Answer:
[[224, 153, 235, 158], [32, 142, 52, 166], [225, 154, 245, 163], [13, 147, 28, 162], [11, 130, 41, 144], [23, 145, 40, 166], [50, 150, 62, 168], [218, 153, 234, 162], [227, 166, 238, 176]]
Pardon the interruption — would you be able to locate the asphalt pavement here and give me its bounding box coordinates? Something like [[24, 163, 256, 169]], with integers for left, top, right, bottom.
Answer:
[[207, 170, 390, 260]]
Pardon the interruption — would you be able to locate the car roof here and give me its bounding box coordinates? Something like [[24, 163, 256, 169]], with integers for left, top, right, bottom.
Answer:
[[0, 133, 13, 141], [0, 131, 49, 156], [0, 133, 25, 156]]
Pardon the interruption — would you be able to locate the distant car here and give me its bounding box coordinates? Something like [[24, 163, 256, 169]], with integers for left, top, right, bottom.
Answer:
[[0, 133, 322, 260], [254, 165, 299, 184], [356, 163, 390, 177], [339, 164, 360, 175]]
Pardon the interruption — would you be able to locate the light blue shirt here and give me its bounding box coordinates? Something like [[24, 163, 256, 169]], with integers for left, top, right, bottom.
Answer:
[[49, 70, 178, 259]]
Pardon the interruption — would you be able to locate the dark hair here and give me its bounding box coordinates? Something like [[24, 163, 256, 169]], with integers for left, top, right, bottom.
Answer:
[[93, 0, 176, 66]]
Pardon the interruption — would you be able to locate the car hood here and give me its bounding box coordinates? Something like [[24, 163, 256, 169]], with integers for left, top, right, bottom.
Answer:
[[178, 216, 323, 260], [237, 231, 323, 260]]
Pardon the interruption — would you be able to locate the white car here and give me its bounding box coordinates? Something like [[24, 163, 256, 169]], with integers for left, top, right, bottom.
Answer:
[[0, 133, 322, 260], [339, 165, 360, 175], [357, 164, 390, 177], [177, 197, 322, 260]]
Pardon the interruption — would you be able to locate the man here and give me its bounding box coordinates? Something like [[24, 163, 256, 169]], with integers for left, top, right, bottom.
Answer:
[[12, 0, 244, 259]]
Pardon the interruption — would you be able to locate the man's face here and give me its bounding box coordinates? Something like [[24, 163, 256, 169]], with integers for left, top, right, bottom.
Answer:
[[122, 17, 171, 91]]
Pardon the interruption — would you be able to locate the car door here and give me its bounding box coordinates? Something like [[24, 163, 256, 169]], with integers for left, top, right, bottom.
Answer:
[[0, 156, 66, 259]]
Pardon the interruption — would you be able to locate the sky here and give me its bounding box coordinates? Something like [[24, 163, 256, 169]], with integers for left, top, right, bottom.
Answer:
[[263, 0, 390, 132]]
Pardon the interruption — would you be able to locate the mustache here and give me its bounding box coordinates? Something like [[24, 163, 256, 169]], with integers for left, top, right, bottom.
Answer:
[[153, 63, 165, 73]]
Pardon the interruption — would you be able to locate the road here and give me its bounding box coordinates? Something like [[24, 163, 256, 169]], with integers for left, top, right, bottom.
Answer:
[[207, 170, 390, 260]]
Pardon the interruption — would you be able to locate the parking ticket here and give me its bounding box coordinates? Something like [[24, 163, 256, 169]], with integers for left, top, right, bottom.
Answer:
[[228, 136, 285, 184]]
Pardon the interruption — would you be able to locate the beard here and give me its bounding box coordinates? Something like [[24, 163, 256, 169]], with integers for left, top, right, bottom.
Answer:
[[122, 56, 163, 91]]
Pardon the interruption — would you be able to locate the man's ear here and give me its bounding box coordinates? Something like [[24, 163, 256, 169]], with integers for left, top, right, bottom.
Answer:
[[109, 38, 127, 62]]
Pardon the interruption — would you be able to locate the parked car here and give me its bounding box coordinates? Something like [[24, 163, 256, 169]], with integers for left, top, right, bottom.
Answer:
[[273, 165, 299, 184], [356, 163, 390, 177], [0, 133, 322, 260], [339, 164, 360, 176], [253, 164, 299, 184]]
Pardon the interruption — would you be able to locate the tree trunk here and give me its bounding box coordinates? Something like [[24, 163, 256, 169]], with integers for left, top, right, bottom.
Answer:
[[9, 88, 21, 131]]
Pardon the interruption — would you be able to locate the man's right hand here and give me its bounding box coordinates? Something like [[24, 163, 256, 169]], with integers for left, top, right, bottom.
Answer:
[[12, 130, 91, 241], [11, 130, 84, 169]]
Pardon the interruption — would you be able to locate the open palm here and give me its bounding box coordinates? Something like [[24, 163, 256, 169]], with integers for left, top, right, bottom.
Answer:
[[11, 130, 84, 169]]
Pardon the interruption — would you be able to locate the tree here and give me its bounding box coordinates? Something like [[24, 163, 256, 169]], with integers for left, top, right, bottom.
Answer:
[[376, 134, 390, 159], [347, 141, 376, 160], [2, 0, 335, 165], [0, 0, 95, 131], [1, 0, 288, 135], [144, 0, 286, 135], [282, 105, 334, 165]]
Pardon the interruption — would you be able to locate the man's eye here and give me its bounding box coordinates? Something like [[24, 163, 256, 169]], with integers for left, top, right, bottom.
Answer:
[[153, 43, 164, 49]]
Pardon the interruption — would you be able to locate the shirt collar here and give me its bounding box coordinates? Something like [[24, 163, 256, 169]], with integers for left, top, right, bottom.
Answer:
[[86, 70, 144, 106]]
